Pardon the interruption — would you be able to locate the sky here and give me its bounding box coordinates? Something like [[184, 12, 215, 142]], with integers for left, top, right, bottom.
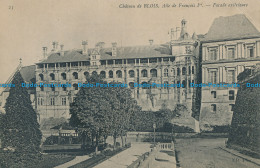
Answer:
[[0, 0, 260, 83]]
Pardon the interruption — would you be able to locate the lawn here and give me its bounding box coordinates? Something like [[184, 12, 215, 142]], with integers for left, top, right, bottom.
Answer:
[[37, 154, 76, 168]]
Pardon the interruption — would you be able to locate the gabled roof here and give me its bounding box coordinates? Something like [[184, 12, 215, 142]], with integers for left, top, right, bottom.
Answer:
[[38, 44, 172, 64], [202, 14, 260, 42], [2, 65, 36, 93], [20, 65, 36, 83]]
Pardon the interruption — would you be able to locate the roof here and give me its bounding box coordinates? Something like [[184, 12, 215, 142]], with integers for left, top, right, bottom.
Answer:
[[20, 65, 36, 83], [38, 44, 172, 64], [2, 65, 36, 93], [202, 14, 260, 42]]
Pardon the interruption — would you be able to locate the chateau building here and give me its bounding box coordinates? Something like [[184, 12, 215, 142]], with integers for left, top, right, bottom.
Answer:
[[35, 19, 200, 123], [199, 14, 260, 129], [1, 14, 259, 131]]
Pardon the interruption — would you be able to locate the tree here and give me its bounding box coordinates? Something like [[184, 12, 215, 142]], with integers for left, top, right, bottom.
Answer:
[[70, 75, 114, 152], [109, 85, 141, 148], [0, 72, 42, 167], [70, 75, 140, 151]]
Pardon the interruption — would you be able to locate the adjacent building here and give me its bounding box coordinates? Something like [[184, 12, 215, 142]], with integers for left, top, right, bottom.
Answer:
[[199, 14, 260, 130]]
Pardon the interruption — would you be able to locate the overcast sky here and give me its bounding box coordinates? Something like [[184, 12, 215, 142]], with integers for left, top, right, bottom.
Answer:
[[0, 0, 260, 83]]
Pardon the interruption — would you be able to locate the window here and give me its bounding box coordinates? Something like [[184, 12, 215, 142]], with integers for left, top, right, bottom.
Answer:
[[73, 83, 78, 90], [61, 73, 66, 80], [62, 85, 67, 91], [141, 82, 149, 89], [209, 71, 217, 83], [164, 81, 168, 89], [51, 86, 55, 91], [227, 70, 235, 83], [211, 104, 216, 112], [188, 66, 191, 75], [228, 48, 235, 59], [93, 62, 97, 66], [84, 72, 89, 79], [39, 74, 44, 81], [109, 71, 113, 78], [37, 98, 43, 106], [229, 104, 234, 111], [150, 69, 157, 77], [182, 67, 186, 75], [247, 46, 254, 57], [116, 70, 122, 78], [164, 69, 168, 77], [72, 72, 78, 79], [229, 90, 235, 100], [141, 70, 148, 77], [50, 73, 55, 80], [92, 71, 97, 76], [40, 86, 44, 91], [185, 46, 191, 54], [92, 56, 96, 59], [209, 48, 217, 60], [182, 80, 186, 88], [211, 91, 216, 98], [100, 71, 106, 78], [129, 82, 134, 89], [61, 97, 66, 106], [172, 69, 175, 76], [129, 70, 135, 78], [192, 66, 195, 74], [177, 68, 180, 76], [50, 98, 55, 106]]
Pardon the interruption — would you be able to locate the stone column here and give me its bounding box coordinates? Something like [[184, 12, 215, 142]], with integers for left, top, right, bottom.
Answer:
[[223, 46, 226, 59], [256, 41, 260, 57], [223, 67, 226, 83]]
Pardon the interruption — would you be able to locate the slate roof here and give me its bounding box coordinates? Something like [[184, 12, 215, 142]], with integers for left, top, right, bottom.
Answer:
[[202, 14, 260, 42], [20, 65, 36, 83], [1, 65, 36, 93], [38, 44, 172, 64]]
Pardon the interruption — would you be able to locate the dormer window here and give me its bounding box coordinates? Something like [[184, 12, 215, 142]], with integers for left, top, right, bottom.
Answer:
[[92, 55, 96, 60]]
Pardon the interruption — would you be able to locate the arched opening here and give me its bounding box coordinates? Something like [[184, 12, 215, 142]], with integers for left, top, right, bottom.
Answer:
[[39, 74, 44, 81], [109, 71, 113, 78], [177, 68, 180, 76], [182, 67, 186, 75], [84, 72, 89, 79], [92, 71, 97, 76], [129, 82, 134, 89], [61, 73, 66, 80], [72, 72, 78, 79], [164, 69, 168, 77], [116, 70, 122, 78], [141, 69, 148, 77], [129, 70, 135, 78], [73, 83, 78, 90], [150, 69, 157, 77], [100, 71, 106, 78], [50, 73, 55, 80]]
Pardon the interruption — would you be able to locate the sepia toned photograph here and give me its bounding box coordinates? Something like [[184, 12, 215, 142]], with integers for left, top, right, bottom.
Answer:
[[0, 0, 260, 167]]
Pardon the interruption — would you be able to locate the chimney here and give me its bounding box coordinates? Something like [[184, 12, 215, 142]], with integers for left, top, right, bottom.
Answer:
[[171, 28, 175, 40], [112, 42, 117, 57], [60, 44, 64, 56], [42, 47, 48, 58], [52, 41, 59, 52], [82, 40, 88, 55], [149, 39, 154, 45]]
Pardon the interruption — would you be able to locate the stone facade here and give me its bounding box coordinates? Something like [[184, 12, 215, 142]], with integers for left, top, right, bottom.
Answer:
[[199, 14, 260, 130], [35, 20, 200, 123]]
